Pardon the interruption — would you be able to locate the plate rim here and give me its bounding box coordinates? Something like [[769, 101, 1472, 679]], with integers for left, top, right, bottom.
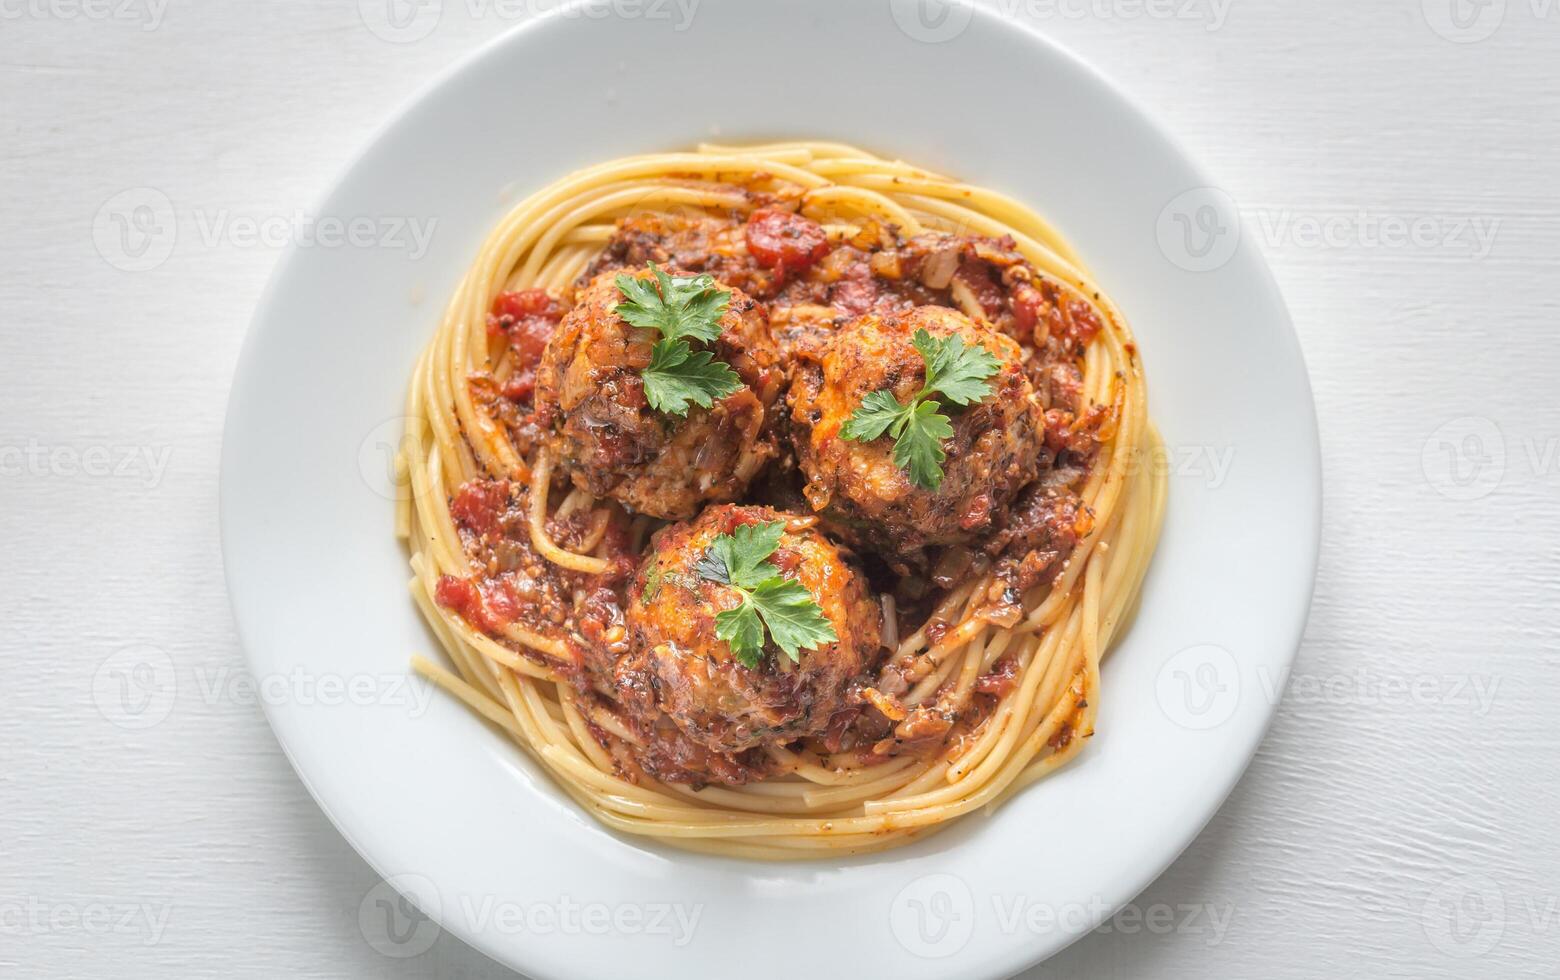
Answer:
[[219, 5, 1321, 977]]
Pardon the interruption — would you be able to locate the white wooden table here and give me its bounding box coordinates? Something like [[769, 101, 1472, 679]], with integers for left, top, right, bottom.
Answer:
[[4, 1, 1557, 976]]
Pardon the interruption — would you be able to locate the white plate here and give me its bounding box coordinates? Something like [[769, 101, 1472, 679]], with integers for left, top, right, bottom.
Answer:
[[220, 3, 1319, 977]]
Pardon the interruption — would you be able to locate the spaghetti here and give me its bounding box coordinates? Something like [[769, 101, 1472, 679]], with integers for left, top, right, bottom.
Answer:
[[397, 142, 1166, 858]]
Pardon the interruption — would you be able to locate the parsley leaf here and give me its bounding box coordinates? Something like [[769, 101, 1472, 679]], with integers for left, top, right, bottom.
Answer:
[[837, 389, 908, 443], [916, 329, 1001, 406], [705, 520, 785, 585], [615, 263, 742, 418], [893, 398, 955, 490], [839, 328, 1001, 490], [641, 338, 742, 416], [696, 520, 838, 668], [714, 604, 767, 667], [692, 549, 729, 586], [746, 578, 836, 662], [614, 263, 730, 345]]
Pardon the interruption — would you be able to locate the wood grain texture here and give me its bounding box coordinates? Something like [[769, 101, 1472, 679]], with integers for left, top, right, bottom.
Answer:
[[2, 1, 1556, 976]]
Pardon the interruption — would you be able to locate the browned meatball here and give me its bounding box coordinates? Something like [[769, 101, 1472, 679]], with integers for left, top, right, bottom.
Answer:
[[788, 306, 1047, 556], [618, 505, 881, 755], [535, 268, 783, 520]]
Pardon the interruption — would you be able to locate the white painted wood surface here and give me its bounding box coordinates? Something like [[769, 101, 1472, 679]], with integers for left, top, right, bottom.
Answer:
[[3, 1, 1557, 976]]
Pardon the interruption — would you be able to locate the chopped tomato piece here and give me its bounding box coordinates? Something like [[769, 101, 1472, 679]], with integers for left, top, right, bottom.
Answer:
[[491, 288, 558, 322], [500, 371, 537, 402], [510, 312, 554, 356], [483, 580, 521, 625], [448, 479, 509, 536], [744, 208, 830, 271], [435, 575, 480, 618], [497, 309, 556, 403], [434, 575, 519, 632], [487, 288, 565, 377]]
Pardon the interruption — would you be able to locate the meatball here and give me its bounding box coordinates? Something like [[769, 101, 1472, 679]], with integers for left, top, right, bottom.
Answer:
[[619, 505, 881, 755], [788, 305, 1047, 556], [534, 268, 783, 520]]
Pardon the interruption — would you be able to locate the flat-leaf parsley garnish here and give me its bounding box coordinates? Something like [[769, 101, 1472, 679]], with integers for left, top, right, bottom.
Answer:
[[838, 328, 1001, 491], [614, 262, 742, 416], [694, 520, 838, 668]]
